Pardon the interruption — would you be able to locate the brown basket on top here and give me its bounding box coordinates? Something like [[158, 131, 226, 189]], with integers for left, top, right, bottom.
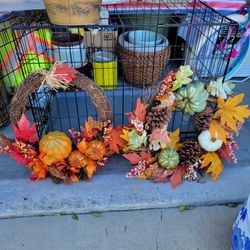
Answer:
[[117, 44, 171, 87]]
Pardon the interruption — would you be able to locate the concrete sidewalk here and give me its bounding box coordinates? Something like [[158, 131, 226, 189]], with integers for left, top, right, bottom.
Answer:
[[0, 205, 239, 250]]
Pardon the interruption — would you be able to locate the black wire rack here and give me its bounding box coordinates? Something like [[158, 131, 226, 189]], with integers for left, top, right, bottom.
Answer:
[[9, 0, 239, 138], [0, 12, 21, 127]]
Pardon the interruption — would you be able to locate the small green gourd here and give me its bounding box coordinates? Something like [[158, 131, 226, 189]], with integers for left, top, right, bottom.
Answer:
[[158, 148, 180, 169], [175, 82, 208, 115]]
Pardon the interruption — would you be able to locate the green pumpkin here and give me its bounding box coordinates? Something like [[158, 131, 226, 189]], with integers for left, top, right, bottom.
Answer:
[[175, 82, 208, 115], [158, 149, 180, 169]]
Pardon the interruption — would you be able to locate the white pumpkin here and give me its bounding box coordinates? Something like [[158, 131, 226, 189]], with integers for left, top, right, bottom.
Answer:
[[198, 130, 222, 152]]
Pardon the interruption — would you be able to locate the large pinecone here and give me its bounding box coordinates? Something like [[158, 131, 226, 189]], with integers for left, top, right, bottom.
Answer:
[[145, 107, 172, 131], [194, 107, 214, 132], [179, 140, 203, 166]]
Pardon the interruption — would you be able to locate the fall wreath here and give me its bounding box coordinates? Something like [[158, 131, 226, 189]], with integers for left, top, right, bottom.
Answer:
[[0, 64, 249, 187], [1, 63, 115, 183]]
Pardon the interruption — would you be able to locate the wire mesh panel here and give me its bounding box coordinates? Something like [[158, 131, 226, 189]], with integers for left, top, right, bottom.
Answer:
[[11, 0, 238, 138], [0, 12, 21, 127]]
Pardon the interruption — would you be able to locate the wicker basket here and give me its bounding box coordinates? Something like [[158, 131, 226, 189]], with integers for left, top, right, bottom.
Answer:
[[117, 44, 171, 87], [44, 0, 102, 26]]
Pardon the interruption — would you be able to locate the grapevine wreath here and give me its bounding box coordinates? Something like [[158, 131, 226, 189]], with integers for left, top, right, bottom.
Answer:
[[0, 63, 250, 187]]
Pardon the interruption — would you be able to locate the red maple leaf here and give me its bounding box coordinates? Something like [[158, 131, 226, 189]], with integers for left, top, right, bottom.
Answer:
[[126, 98, 148, 123], [13, 114, 38, 143], [10, 152, 29, 165], [154, 165, 186, 189], [107, 127, 127, 154], [123, 151, 152, 165], [54, 64, 77, 83]]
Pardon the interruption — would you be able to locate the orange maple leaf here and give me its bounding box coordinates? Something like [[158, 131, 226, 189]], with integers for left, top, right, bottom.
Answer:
[[200, 152, 224, 181], [107, 127, 127, 154], [28, 158, 49, 180], [85, 159, 97, 179], [165, 128, 182, 150], [81, 116, 102, 140], [214, 94, 250, 132], [209, 120, 228, 144], [77, 139, 88, 154], [126, 98, 148, 123]]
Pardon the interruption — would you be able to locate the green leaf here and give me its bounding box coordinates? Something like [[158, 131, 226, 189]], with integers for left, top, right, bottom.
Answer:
[[225, 203, 239, 208], [171, 65, 193, 91], [71, 213, 79, 221], [128, 130, 147, 150], [90, 211, 102, 217], [178, 206, 193, 212], [207, 78, 235, 99]]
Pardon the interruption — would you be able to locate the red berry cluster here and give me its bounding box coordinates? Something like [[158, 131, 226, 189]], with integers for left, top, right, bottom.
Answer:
[[156, 71, 176, 100]]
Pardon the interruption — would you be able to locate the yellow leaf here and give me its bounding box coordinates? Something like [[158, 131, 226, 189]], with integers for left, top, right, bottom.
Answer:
[[214, 94, 250, 131], [200, 152, 224, 181], [209, 120, 228, 144], [159, 93, 170, 101], [120, 128, 130, 142], [138, 172, 147, 179], [86, 116, 103, 131], [165, 128, 182, 150]]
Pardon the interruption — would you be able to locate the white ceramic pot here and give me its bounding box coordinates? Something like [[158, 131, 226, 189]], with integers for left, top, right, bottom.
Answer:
[[118, 31, 169, 53], [52, 33, 86, 68]]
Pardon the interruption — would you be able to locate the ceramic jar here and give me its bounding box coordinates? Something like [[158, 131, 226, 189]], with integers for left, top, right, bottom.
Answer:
[[232, 195, 250, 250]]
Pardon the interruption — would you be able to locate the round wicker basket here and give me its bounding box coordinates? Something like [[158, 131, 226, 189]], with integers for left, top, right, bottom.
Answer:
[[117, 44, 171, 87]]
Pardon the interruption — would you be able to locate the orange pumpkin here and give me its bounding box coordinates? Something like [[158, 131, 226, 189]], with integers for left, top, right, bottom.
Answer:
[[86, 140, 106, 160], [39, 131, 72, 165], [68, 150, 87, 168]]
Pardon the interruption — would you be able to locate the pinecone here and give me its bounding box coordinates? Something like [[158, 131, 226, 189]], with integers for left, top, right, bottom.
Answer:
[[145, 107, 172, 131], [194, 107, 214, 132], [207, 95, 218, 109], [50, 175, 63, 184], [179, 140, 203, 166]]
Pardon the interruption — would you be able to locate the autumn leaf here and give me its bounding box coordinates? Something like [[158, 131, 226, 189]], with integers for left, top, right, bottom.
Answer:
[[85, 159, 97, 179], [10, 152, 29, 165], [120, 128, 129, 142], [54, 64, 77, 83], [77, 139, 88, 154], [70, 173, 79, 183], [81, 116, 101, 140], [71, 213, 79, 221], [200, 152, 224, 181], [28, 158, 49, 180], [165, 128, 182, 150], [214, 94, 250, 131], [209, 120, 228, 144], [13, 114, 38, 143], [154, 164, 186, 189], [126, 98, 148, 123], [149, 128, 170, 151], [128, 130, 147, 150], [107, 127, 127, 154], [123, 151, 152, 165]]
